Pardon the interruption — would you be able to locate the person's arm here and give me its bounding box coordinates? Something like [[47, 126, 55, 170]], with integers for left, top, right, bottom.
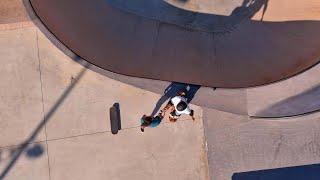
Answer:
[[160, 101, 173, 116]]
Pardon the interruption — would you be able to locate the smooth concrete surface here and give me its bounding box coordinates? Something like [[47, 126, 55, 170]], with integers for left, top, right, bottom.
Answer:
[[47, 122, 208, 180], [0, 25, 207, 180], [247, 63, 320, 117], [0, 27, 46, 146], [0, 0, 30, 24], [29, 0, 320, 88], [203, 108, 320, 180]]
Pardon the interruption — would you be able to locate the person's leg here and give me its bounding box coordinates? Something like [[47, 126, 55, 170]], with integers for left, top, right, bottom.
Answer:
[[140, 115, 152, 132], [161, 101, 173, 116], [169, 111, 179, 122]]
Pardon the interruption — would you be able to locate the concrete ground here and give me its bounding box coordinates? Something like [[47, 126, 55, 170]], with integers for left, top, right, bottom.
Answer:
[[2, 1, 320, 180], [0, 7, 208, 180], [204, 108, 320, 179]]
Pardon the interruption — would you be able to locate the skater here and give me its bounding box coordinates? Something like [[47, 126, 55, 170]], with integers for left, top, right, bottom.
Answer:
[[162, 91, 195, 122]]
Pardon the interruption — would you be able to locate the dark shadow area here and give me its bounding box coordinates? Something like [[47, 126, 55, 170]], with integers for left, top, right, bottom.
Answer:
[[25, 144, 44, 159], [23, 0, 320, 115], [177, 0, 189, 2], [232, 0, 269, 21], [0, 63, 89, 179], [22, 0, 82, 62], [150, 82, 200, 116], [23, 0, 249, 116], [255, 84, 320, 118], [28, 0, 320, 88], [232, 163, 320, 180], [23, 0, 247, 117]]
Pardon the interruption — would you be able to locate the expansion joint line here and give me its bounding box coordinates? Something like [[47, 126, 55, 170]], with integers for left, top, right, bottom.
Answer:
[[36, 30, 52, 180]]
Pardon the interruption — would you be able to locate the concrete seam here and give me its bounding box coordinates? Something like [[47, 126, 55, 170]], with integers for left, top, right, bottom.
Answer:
[[245, 88, 249, 116], [0, 140, 47, 151], [199, 107, 211, 180], [0, 116, 202, 150], [45, 116, 202, 143], [36, 29, 52, 180]]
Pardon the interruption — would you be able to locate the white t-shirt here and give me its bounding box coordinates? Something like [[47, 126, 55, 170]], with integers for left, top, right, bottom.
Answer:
[[170, 96, 191, 116]]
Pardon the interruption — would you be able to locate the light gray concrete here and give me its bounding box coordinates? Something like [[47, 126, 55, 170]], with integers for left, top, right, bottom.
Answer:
[[204, 108, 320, 180], [47, 121, 208, 180], [247, 63, 320, 117], [0, 27, 46, 146]]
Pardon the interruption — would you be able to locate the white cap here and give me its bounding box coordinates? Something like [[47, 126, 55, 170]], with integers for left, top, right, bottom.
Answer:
[[170, 96, 191, 116]]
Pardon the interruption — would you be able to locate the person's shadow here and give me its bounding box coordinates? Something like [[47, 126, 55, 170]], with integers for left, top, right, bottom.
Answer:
[[230, 0, 269, 21], [150, 82, 201, 116]]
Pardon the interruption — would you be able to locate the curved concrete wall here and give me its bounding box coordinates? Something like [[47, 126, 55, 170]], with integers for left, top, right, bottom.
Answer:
[[29, 0, 320, 88]]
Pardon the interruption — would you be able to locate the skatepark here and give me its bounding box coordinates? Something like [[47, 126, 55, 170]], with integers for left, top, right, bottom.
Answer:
[[1, 0, 320, 179]]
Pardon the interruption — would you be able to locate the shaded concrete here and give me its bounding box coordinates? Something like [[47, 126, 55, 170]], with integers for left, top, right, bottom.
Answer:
[[20, 2, 320, 118], [25, 0, 320, 118], [96, 73, 248, 115], [204, 108, 320, 180], [29, 0, 320, 88], [23, 3, 247, 117], [247, 62, 320, 117], [0, 27, 46, 146]]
